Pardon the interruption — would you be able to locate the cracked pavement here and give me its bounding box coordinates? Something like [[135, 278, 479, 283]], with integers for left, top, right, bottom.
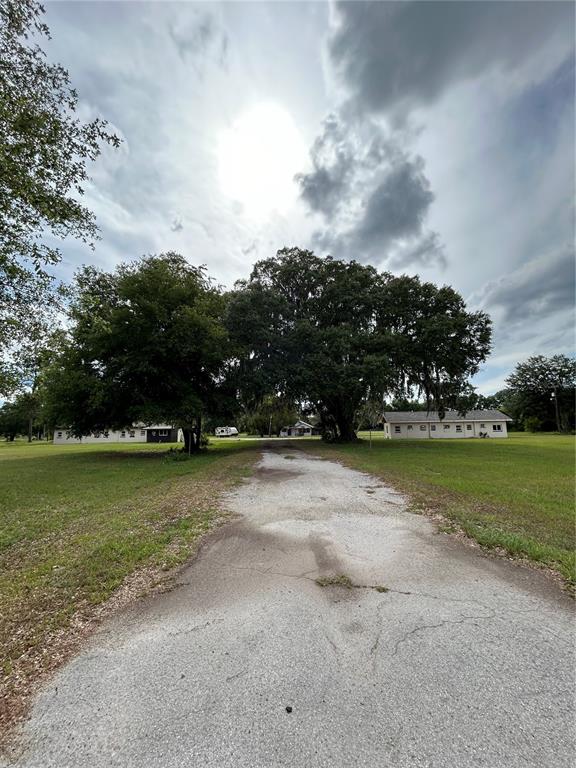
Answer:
[[6, 448, 575, 767]]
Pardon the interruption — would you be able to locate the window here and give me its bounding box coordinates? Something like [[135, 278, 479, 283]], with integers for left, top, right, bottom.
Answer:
[[480, 423, 485, 428], [394, 426, 401, 433], [456, 425, 462, 432], [420, 425, 426, 431], [407, 425, 413, 431], [129, 430, 135, 438], [466, 424, 472, 431], [430, 425, 436, 431], [159, 429, 169, 436], [140, 429, 146, 436], [443, 424, 450, 430], [121, 431, 126, 438], [57, 431, 62, 438], [492, 424, 502, 432]]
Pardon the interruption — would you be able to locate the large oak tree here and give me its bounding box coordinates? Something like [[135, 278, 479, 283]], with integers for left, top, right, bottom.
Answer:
[[43, 253, 228, 452], [227, 248, 492, 441]]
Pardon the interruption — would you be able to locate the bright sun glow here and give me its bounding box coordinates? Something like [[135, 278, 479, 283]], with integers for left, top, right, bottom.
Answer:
[[218, 103, 307, 219]]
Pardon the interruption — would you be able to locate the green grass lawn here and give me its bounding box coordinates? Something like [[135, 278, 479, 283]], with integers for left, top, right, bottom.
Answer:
[[305, 432, 575, 585], [0, 438, 259, 732]]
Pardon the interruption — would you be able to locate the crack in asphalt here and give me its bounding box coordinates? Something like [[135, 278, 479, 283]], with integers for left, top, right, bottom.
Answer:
[[166, 619, 223, 637], [226, 670, 248, 683], [228, 564, 319, 582], [390, 612, 497, 657]]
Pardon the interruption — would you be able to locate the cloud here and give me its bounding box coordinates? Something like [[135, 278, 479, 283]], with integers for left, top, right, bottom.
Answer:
[[329, 1, 574, 117], [474, 246, 575, 325], [388, 232, 447, 271], [470, 255, 576, 393], [168, 11, 229, 68], [298, 115, 444, 267], [296, 114, 354, 217], [299, 1, 574, 275], [241, 240, 258, 257], [353, 159, 433, 247]]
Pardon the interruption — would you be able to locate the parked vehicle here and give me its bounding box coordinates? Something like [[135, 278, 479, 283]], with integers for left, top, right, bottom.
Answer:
[[215, 426, 239, 437]]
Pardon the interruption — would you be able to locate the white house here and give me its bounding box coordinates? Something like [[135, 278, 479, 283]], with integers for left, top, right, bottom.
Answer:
[[53, 425, 182, 444], [279, 420, 317, 437], [382, 410, 512, 439]]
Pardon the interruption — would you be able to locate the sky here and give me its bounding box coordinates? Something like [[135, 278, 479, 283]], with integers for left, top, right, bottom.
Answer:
[[43, 0, 575, 394]]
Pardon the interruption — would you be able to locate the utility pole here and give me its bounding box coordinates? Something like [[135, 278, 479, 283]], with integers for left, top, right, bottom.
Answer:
[[552, 387, 561, 432]]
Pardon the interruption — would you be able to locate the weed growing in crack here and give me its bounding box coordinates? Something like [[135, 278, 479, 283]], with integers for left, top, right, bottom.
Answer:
[[315, 574, 389, 593], [316, 574, 354, 589]]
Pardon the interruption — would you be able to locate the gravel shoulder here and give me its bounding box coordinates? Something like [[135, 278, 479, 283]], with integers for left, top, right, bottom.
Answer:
[[5, 448, 574, 768]]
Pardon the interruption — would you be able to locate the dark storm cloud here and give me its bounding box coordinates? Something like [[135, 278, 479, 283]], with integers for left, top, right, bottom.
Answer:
[[299, 115, 444, 267], [329, 1, 574, 115], [476, 246, 575, 324], [296, 115, 354, 217], [353, 159, 433, 249]]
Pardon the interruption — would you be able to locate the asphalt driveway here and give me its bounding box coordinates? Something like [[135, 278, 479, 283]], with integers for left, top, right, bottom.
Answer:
[[6, 449, 575, 767]]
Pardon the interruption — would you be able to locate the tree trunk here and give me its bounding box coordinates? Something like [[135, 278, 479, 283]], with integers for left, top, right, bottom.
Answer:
[[553, 387, 562, 432], [183, 419, 203, 454], [28, 415, 33, 443], [335, 403, 357, 442], [322, 399, 359, 442], [183, 428, 198, 454], [337, 418, 357, 442]]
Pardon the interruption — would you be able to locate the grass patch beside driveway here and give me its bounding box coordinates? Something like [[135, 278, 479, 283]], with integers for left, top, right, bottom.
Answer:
[[304, 433, 575, 587], [0, 440, 259, 739]]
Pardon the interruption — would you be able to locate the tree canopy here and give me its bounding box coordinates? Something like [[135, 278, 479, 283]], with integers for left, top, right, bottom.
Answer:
[[0, 0, 119, 392], [506, 354, 576, 432], [227, 248, 492, 441], [42, 253, 228, 452], [37, 248, 492, 446]]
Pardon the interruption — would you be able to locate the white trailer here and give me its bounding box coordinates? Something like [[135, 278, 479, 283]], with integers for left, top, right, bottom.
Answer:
[[215, 426, 239, 437]]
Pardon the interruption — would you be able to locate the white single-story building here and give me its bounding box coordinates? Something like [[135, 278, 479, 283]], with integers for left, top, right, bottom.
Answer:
[[382, 410, 512, 439], [279, 420, 318, 437], [53, 425, 182, 444]]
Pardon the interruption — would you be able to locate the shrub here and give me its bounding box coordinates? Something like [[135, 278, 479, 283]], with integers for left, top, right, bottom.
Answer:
[[523, 416, 542, 433]]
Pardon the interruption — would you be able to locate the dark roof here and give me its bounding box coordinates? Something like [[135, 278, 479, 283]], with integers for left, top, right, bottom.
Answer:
[[383, 410, 512, 423]]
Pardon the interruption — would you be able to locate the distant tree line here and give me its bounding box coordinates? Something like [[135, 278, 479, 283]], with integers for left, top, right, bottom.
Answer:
[[2, 247, 574, 446]]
